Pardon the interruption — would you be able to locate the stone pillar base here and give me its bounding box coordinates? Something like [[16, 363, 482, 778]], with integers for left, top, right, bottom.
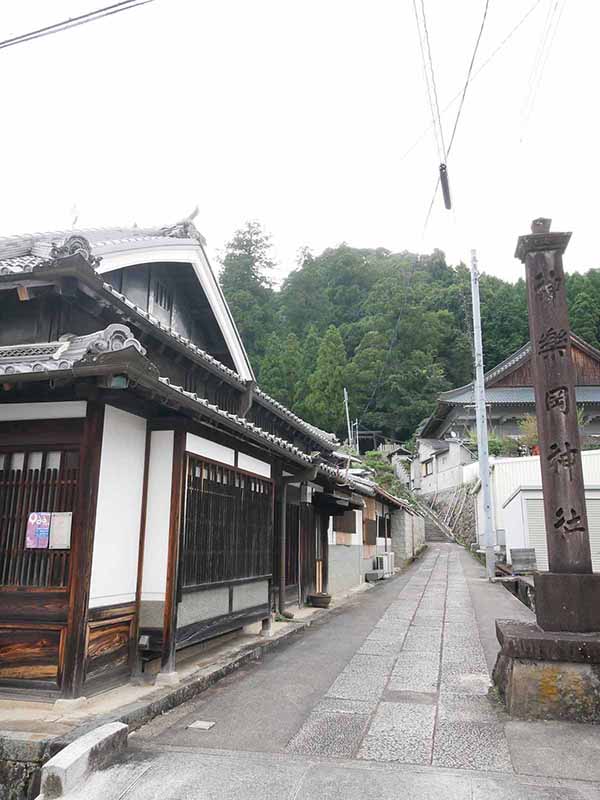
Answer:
[[261, 615, 274, 638], [493, 619, 600, 722], [534, 572, 600, 632], [155, 671, 180, 686]]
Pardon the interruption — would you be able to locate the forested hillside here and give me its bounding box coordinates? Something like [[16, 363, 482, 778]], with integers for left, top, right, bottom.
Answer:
[[219, 222, 600, 443]]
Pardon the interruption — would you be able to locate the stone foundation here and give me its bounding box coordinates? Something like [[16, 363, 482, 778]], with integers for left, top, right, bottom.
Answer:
[[493, 619, 600, 722]]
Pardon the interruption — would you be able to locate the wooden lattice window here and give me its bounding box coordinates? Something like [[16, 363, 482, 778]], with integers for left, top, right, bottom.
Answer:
[[0, 448, 79, 588], [181, 456, 274, 587]]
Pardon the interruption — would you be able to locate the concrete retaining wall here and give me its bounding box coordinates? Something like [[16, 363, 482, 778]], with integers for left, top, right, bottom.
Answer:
[[391, 510, 426, 564]]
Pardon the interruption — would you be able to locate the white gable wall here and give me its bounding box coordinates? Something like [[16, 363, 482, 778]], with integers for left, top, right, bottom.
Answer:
[[97, 244, 254, 381]]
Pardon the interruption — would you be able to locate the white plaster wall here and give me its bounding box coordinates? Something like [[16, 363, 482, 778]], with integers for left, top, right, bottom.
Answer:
[[237, 453, 271, 478], [89, 406, 147, 608], [186, 433, 235, 465], [141, 430, 174, 602], [0, 401, 87, 420]]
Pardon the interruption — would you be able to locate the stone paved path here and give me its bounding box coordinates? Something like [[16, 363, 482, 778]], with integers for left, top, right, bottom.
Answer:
[[65, 544, 600, 800], [287, 545, 512, 769]]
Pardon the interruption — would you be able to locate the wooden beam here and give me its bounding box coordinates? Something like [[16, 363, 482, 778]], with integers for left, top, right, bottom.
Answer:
[[132, 425, 152, 675], [62, 400, 105, 697], [161, 429, 186, 673]]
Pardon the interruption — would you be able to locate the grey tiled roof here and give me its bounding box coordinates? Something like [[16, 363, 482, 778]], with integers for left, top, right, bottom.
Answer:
[[0, 255, 46, 274], [254, 388, 338, 446], [0, 324, 352, 485], [0, 324, 144, 375], [445, 386, 600, 406], [0, 225, 204, 270]]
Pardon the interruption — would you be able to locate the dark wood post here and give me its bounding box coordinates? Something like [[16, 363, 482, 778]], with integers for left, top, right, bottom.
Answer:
[[62, 400, 105, 697], [516, 218, 600, 632], [161, 429, 186, 674]]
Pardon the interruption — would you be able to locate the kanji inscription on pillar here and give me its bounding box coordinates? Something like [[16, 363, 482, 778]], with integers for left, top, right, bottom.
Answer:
[[515, 218, 593, 575]]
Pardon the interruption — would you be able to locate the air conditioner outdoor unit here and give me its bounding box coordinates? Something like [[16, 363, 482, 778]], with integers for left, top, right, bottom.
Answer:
[[375, 554, 386, 572]]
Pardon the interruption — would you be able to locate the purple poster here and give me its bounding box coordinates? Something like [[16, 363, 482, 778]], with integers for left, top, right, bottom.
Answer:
[[25, 512, 51, 549]]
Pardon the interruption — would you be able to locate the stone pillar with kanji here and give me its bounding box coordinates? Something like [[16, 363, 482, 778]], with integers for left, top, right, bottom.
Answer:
[[492, 219, 600, 722], [515, 218, 600, 632]]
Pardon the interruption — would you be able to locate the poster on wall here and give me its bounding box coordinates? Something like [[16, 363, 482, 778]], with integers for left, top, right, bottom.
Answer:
[[25, 512, 51, 549], [49, 512, 72, 549]]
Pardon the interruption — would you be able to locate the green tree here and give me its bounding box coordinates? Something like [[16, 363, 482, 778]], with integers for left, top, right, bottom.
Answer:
[[570, 291, 599, 347], [304, 326, 348, 434], [219, 221, 278, 365], [294, 325, 321, 418], [259, 332, 302, 408]]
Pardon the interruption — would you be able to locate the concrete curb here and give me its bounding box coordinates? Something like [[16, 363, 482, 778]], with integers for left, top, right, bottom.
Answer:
[[37, 722, 127, 799]]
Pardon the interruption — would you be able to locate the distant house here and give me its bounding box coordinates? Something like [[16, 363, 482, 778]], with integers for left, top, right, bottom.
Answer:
[[412, 439, 475, 495], [413, 333, 600, 496], [378, 443, 412, 487]]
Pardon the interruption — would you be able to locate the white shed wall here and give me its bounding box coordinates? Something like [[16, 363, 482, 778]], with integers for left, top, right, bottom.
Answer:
[[89, 406, 147, 608], [503, 488, 600, 572], [471, 450, 600, 544]]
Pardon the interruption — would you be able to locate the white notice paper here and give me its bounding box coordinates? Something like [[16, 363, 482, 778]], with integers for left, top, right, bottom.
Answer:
[[49, 512, 72, 549]]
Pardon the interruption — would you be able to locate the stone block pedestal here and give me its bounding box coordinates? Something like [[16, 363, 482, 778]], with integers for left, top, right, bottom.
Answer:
[[534, 572, 600, 632], [493, 619, 600, 722]]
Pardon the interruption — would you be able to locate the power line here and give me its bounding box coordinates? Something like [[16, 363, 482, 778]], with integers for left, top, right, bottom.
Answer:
[[446, 0, 490, 157], [0, 0, 155, 51], [420, 0, 448, 162], [412, 0, 443, 162], [521, 0, 565, 137], [422, 0, 492, 231], [401, 0, 544, 163]]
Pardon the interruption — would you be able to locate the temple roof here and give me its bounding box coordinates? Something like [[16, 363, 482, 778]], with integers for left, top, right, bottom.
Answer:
[[417, 332, 600, 439]]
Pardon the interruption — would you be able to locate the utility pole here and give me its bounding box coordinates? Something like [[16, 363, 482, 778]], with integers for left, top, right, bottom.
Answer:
[[470, 249, 495, 578], [343, 387, 353, 450]]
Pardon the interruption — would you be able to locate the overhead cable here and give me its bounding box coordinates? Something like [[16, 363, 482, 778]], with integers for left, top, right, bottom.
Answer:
[[521, 0, 565, 137], [401, 0, 543, 163], [419, 0, 448, 163], [422, 0, 492, 231], [0, 0, 155, 51], [412, 0, 444, 163]]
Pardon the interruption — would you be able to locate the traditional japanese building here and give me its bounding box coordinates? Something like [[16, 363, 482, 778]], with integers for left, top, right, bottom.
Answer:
[[413, 333, 600, 495], [0, 223, 382, 699]]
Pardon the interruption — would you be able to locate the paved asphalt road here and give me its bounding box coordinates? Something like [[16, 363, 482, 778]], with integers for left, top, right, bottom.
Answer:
[[67, 544, 600, 800]]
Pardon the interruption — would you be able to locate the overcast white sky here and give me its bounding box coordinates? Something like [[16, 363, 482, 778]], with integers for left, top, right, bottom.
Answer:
[[0, 1, 596, 284]]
